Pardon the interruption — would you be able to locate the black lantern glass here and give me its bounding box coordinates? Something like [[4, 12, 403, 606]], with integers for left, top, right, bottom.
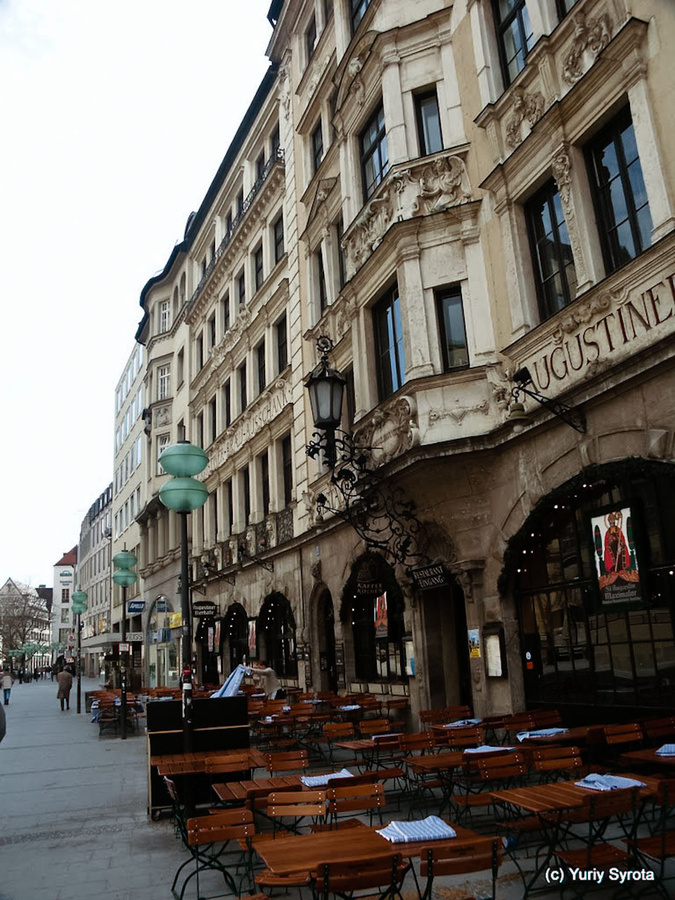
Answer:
[[305, 361, 345, 430]]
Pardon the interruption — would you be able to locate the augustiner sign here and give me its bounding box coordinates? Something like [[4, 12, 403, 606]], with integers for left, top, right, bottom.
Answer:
[[411, 563, 450, 590], [518, 259, 675, 394]]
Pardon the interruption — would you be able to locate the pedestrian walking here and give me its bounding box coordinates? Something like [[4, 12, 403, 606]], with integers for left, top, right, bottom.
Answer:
[[3, 669, 13, 705], [56, 667, 73, 711]]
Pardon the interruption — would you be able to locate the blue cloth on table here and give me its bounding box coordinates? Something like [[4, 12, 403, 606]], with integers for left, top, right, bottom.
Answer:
[[575, 773, 646, 791], [300, 768, 354, 787], [517, 728, 568, 741], [656, 744, 675, 757], [444, 718, 481, 728], [338, 705, 360, 711], [211, 664, 249, 698], [378, 816, 457, 843], [464, 745, 513, 754]]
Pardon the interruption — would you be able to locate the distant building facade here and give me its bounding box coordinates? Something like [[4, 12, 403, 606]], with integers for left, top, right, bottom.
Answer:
[[51, 547, 77, 652], [78, 485, 113, 678]]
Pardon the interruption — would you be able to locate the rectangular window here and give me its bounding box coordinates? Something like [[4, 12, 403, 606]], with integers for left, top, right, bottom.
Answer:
[[261, 451, 270, 516], [556, 0, 579, 15], [282, 435, 293, 507], [526, 180, 578, 320], [196, 333, 204, 370], [177, 348, 184, 386], [336, 217, 346, 290], [257, 340, 266, 393], [62, 588, 70, 603], [159, 300, 171, 333], [211, 487, 219, 540], [414, 89, 443, 157], [306, 15, 317, 62], [196, 412, 204, 449], [316, 250, 327, 313], [242, 465, 251, 524], [324, 0, 333, 23], [360, 104, 389, 199], [208, 313, 216, 352], [237, 188, 244, 216], [157, 365, 170, 401], [256, 151, 265, 182], [586, 108, 652, 275], [222, 292, 230, 334], [273, 214, 285, 263], [493, 0, 534, 85], [225, 479, 233, 536], [276, 314, 288, 372], [344, 368, 356, 432], [223, 379, 231, 427], [271, 124, 280, 158], [311, 120, 324, 174], [226, 210, 233, 235], [373, 284, 406, 400], [436, 287, 470, 371], [351, 0, 371, 32], [254, 244, 264, 292], [239, 362, 247, 413], [237, 271, 246, 306], [209, 396, 217, 444], [157, 433, 170, 474]]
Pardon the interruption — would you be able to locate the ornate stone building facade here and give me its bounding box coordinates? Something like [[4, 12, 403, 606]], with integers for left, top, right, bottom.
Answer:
[[133, 0, 675, 723]]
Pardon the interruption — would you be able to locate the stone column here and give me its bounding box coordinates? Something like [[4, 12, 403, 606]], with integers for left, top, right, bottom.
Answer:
[[381, 50, 406, 165], [454, 559, 488, 717], [398, 246, 435, 379]]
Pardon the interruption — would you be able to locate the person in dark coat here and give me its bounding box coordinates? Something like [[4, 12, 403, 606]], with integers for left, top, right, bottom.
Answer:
[[56, 668, 73, 711], [0, 701, 5, 742]]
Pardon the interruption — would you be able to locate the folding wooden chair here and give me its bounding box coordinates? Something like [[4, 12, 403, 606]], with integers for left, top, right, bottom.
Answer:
[[316, 781, 387, 830], [266, 789, 327, 834], [312, 852, 407, 900], [265, 749, 310, 775], [418, 839, 501, 900], [531, 745, 583, 783]]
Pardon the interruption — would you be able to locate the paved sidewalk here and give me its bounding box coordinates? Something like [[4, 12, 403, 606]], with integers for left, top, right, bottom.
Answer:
[[0, 676, 180, 900]]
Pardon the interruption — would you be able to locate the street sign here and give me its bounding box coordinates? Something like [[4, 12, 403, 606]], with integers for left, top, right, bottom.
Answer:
[[410, 563, 450, 590], [192, 601, 217, 617], [126, 631, 143, 642], [127, 600, 145, 614], [119, 643, 130, 653]]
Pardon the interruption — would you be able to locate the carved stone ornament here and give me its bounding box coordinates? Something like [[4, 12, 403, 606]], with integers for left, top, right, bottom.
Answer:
[[411, 155, 471, 216], [505, 88, 545, 149], [155, 405, 171, 427], [335, 296, 356, 342], [343, 189, 393, 275], [428, 401, 490, 425], [278, 63, 291, 120], [562, 9, 612, 85], [550, 286, 616, 346], [310, 559, 322, 582], [551, 147, 588, 287], [355, 396, 419, 467]]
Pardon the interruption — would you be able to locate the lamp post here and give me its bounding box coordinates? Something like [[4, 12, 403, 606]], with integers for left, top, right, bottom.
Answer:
[[113, 550, 138, 740], [304, 335, 346, 468], [158, 441, 209, 751], [71, 590, 88, 714]]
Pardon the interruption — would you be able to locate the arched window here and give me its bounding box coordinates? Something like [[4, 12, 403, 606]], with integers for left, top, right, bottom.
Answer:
[[502, 460, 675, 715], [223, 603, 248, 672], [341, 553, 405, 682], [258, 592, 297, 677]]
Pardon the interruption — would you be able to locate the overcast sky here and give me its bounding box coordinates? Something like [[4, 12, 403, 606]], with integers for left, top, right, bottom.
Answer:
[[0, 0, 273, 588]]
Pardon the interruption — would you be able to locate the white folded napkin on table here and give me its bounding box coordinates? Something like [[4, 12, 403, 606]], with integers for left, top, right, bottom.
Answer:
[[575, 773, 646, 791], [338, 704, 360, 711], [378, 816, 457, 843], [444, 718, 482, 728], [517, 728, 568, 741], [300, 768, 354, 787], [656, 744, 675, 757]]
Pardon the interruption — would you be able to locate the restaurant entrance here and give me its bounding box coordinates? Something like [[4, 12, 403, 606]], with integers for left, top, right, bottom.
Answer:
[[420, 580, 472, 711], [505, 459, 675, 721]]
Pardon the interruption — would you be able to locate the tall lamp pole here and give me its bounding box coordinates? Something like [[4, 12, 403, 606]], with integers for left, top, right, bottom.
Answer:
[[71, 590, 88, 714], [113, 551, 138, 740], [158, 441, 209, 752]]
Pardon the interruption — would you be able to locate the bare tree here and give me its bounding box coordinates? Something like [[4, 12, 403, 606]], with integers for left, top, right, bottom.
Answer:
[[0, 579, 51, 660]]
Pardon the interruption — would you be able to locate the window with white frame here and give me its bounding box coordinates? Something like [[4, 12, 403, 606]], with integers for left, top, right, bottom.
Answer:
[[157, 365, 170, 401], [157, 433, 170, 474], [159, 300, 171, 333]]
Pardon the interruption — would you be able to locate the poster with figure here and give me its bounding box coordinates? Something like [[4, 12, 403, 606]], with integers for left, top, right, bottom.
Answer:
[[374, 591, 388, 638], [590, 504, 642, 608], [248, 619, 257, 659]]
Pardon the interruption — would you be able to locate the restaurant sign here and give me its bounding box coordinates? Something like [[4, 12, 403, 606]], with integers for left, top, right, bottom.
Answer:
[[192, 600, 218, 617], [411, 563, 450, 591], [517, 261, 675, 396]]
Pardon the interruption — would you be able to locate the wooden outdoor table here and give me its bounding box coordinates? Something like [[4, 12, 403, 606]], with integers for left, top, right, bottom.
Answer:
[[253, 821, 495, 877], [491, 772, 660, 813], [213, 774, 303, 806], [619, 748, 675, 768], [153, 748, 266, 775], [514, 725, 601, 746]]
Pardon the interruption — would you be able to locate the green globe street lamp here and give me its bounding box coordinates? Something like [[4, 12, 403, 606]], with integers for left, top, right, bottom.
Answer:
[[113, 550, 138, 740], [71, 589, 88, 714], [158, 440, 209, 752]]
